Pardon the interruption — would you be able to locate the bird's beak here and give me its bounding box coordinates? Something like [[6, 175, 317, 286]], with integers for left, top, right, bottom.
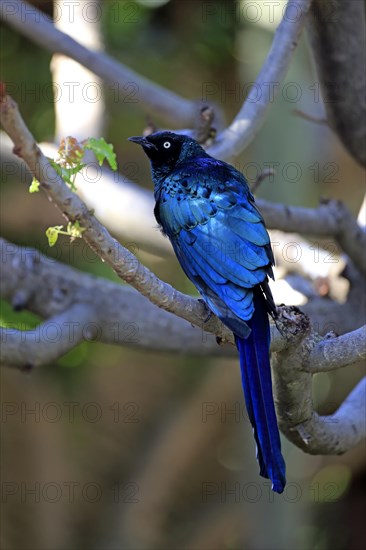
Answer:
[[128, 136, 158, 151]]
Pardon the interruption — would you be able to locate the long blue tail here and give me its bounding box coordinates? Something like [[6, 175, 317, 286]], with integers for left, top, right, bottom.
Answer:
[[235, 291, 286, 494]]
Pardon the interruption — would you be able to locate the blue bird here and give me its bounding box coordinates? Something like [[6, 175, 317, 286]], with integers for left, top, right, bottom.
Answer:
[[129, 131, 286, 493]]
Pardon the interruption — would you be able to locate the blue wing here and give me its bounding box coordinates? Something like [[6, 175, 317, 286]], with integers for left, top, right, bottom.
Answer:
[[157, 162, 274, 337]]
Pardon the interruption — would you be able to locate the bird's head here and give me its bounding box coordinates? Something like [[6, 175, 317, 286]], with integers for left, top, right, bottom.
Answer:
[[128, 131, 205, 178]]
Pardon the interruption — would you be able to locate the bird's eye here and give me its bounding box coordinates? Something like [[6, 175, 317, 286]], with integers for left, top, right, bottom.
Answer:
[[163, 141, 171, 149]]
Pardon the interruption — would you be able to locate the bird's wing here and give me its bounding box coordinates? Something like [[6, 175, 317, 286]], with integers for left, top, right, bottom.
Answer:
[[159, 174, 274, 335]]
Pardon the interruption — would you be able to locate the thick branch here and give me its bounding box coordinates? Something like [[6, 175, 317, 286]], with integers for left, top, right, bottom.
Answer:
[[257, 198, 366, 276], [286, 377, 366, 455], [209, 0, 312, 160], [0, 0, 196, 126], [304, 326, 366, 373], [307, 0, 366, 167], [0, 304, 94, 369]]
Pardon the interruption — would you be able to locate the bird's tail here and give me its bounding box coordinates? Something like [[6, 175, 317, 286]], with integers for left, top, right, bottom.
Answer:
[[235, 291, 286, 494]]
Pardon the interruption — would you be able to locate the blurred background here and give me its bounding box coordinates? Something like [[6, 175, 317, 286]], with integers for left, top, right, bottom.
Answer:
[[1, 1, 365, 549]]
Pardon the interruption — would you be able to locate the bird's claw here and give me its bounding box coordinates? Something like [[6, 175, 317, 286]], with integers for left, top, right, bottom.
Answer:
[[198, 298, 213, 323]]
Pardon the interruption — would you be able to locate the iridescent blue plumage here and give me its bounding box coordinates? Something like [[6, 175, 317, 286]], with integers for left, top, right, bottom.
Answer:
[[129, 131, 286, 493]]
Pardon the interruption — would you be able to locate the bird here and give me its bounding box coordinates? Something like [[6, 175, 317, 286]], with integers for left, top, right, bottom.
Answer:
[[129, 131, 286, 493]]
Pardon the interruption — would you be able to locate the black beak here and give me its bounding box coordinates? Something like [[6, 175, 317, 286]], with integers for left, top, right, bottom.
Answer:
[[128, 136, 158, 151]]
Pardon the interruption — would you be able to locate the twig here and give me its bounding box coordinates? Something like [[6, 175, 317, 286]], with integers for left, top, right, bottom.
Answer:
[[194, 106, 216, 145], [292, 108, 328, 125], [0, 93, 364, 361], [0, 0, 197, 126], [251, 168, 276, 194], [208, 0, 313, 160]]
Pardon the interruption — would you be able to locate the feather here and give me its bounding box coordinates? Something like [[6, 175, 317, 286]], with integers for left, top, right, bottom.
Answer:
[[235, 290, 286, 493]]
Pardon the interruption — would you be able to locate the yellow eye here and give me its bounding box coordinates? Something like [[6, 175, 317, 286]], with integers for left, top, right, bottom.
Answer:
[[163, 141, 171, 149]]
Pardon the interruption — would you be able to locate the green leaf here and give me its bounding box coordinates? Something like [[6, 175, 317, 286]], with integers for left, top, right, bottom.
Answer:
[[29, 178, 40, 193], [84, 137, 117, 170], [50, 160, 84, 191], [46, 225, 63, 247]]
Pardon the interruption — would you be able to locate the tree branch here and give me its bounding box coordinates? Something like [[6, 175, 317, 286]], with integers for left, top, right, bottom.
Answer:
[[257, 198, 366, 277], [0, 0, 197, 126], [281, 377, 366, 455], [304, 325, 366, 373], [0, 237, 233, 364], [0, 304, 94, 369], [307, 0, 366, 167], [208, 0, 313, 160]]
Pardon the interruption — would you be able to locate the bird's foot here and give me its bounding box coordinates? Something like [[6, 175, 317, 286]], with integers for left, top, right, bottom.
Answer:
[[274, 305, 311, 340]]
